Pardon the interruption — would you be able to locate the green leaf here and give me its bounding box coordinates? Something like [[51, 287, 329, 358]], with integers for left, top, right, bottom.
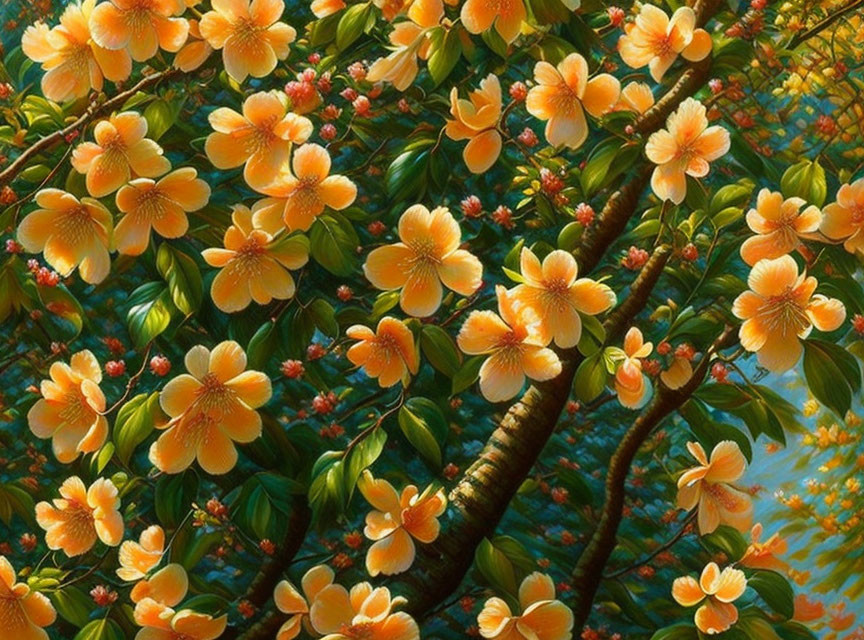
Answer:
[[475, 538, 518, 597], [709, 181, 754, 215], [452, 355, 484, 395], [336, 2, 372, 50], [649, 624, 699, 640], [247, 321, 279, 370], [126, 282, 175, 348], [803, 339, 861, 417], [182, 531, 223, 569], [156, 244, 203, 315], [398, 397, 448, 468], [73, 619, 124, 640], [309, 451, 346, 526], [780, 159, 827, 207], [155, 470, 198, 528], [344, 428, 387, 499], [580, 138, 621, 197], [143, 98, 181, 141], [371, 290, 400, 320], [310, 213, 359, 276], [427, 27, 461, 87], [573, 352, 606, 403], [36, 283, 85, 338], [701, 525, 748, 561], [51, 586, 96, 627], [557, 222, 583, 251], [748, 570, 795, 619], [113, 392, 160, 465], [386, 146, 431, 201], [421, 325, 462, 377], [307, 298, 338, 337]]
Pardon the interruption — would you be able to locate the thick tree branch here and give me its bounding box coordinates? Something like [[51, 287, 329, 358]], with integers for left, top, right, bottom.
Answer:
[[222, 499, 312, 640], [787, 0, 864, 49], [0, 68, 182, 188], [569, 327, 737, 628], [393, 245, 672, 617]]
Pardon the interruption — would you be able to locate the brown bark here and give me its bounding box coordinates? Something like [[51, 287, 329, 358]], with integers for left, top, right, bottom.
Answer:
[[392, 0, 727, 617], [569, 327, 737, 628], [395, 245, 672, 617], [223, 500, 312, 640]]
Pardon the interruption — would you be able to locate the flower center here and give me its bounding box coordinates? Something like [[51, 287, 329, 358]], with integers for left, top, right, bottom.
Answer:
[[407, 238, 440, 270], [232, 17, 265, 47], [851, 205, 864, 225], [57, 207, 96, 246], [63, 498, 96, 541], [135, 187, 170, 220], [231, 238, 268, 275], [652, 33, 675, 56], [195, 373, 236, 414], [340, 622, 375, 640], [0, 591, 28, 630], [758, 289, 809, 335], [58, 389, 97, 428], [704, 482, 740, 510]]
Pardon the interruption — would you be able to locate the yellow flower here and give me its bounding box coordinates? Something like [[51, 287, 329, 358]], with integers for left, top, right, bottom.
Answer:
[[740, 189, 821, 266], [672, 562, 747, 635], [202, 205, 309, 313], [17, 189, 113, 284], [0, 555, 57, 640], [510, 247, 616, 348], [347, 317, 420, 388], [364, 204, 482, 317], [733, 255, 845, 372], [526, 53, 620, 149], [478, 573, 573, 640], [677, 441, 753, 534], [645, 98, 729, 204], [458, 285, 561, 402], [358, 471, 447, 576], [36, 476, 124, 557], [444, 74, 503, 174]]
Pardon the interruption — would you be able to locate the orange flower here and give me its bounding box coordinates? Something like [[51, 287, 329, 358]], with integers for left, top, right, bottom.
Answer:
[[36, 476, 124, 557], [0, 556, 57, 640], [820, 178, 864, 254], [117, 525, 164, 581], [90, 0, 189, 62], [311, 0, 346, 18], [205, 92, 313, 189], [150, 340, 272, 475], [618, 5, 712, 81], [613, 81, 655, 114], [134, 599, 228, 640], [17, 189, 113, 284], [477, 573, 573, 640], [792, 594, 825, 623], [307, 583, 419, 640], [72, 111, 171, 197], [274, 565, 337, 640], [740, 523, 790, 572], [174, 19, 214, 71], [732, 255, 845, 372], [27, 350, 108, 463], [346, 318, 419, 388], [676, 441, 753, 534], [645, 98, 729, 204], [526, 53, 620, 149], [117, 525, 189, 607], [827, 602, 856, 631], [458, 285, 561, 403], [672, 562, 747, 635], [460, 0, 525, 44], [444, 74, 503, 174], [740, 189, 822, 266], [614, 327, 653, 409], [659, 356, 693, 390], [202, 205, 309, 313], [357, 471, 446, 576], [510, 247, 616, 348], [249, 143, 357, 230], [199, 0, 296, 82], [114, 168, 211, 256], [364, 204, 483, 317], [22, 0, 131, 102], [366, 0, 442, 91]]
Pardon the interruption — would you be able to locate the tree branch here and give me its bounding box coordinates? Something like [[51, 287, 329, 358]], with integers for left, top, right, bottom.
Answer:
[[787, 0, 864, 49], [569, 327, 737, 628], [0, 68, 182, 188]]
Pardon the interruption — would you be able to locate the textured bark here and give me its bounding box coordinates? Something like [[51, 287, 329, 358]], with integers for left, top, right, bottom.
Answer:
[[396, 245, 672, 617], [569, 328, 737, 627], [224, 499, 312, 640]]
